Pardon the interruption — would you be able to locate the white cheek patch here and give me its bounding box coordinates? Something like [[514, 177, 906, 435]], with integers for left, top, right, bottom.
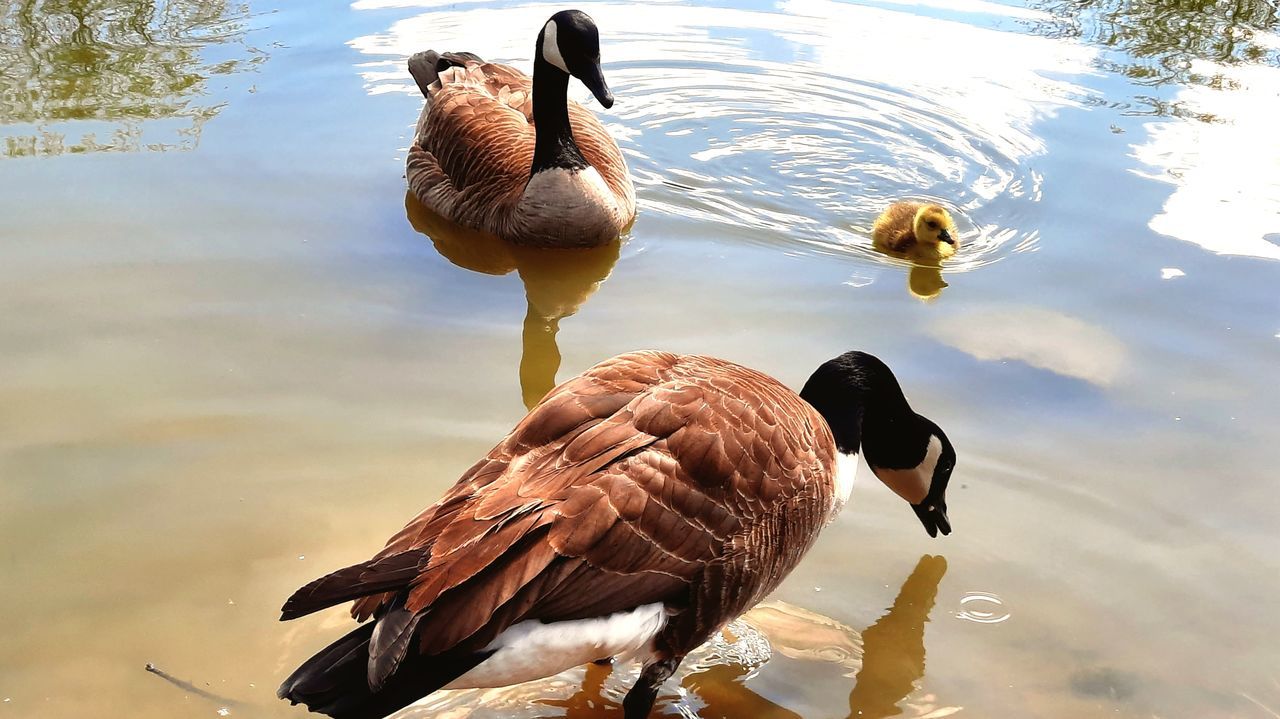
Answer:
[[541, 20, 569, 73], [872, 435, 942, 505]]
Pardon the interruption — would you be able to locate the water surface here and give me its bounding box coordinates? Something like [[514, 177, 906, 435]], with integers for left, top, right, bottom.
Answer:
[[2, 0, 1279, 717]]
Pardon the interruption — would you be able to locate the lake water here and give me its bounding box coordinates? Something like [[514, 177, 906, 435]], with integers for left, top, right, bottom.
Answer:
[[2, 0, 1279, 717]]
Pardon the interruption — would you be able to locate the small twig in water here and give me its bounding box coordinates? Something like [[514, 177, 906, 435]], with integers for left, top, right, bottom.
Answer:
[[144, 662, 244, 708], [1242, 692, 1280, 719]]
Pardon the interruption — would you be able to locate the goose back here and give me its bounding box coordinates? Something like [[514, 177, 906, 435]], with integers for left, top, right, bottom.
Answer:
[[282, 352, 839, 687]]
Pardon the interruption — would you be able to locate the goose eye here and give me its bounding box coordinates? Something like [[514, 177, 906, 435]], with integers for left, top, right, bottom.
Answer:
[[926, 221, 939, 230]]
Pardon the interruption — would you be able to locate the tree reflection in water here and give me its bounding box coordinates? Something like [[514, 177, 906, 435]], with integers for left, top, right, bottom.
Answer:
[[1028, 0, 1280, 120], [0, 0, 264, 157]]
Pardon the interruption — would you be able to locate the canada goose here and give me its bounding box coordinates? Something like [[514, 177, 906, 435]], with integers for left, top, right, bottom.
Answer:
[[872, 202, 958, 262], [404, 193, 621, 409], [406, 10, 636, 248], [277, 350, 956, 719]]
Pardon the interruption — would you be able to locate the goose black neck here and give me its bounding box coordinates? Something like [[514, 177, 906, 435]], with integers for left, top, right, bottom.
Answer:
[[531, 54, 589, 175], [800, 351, 916, 456]]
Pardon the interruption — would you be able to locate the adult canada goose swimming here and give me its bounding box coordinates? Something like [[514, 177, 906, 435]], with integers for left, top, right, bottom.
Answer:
[[277, 350, 956, 719], [406, 10, 636, 248]]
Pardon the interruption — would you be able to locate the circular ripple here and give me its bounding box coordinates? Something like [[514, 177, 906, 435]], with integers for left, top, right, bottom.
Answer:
[[357, 1, 1091, 270], [614, 60, 1046, 271], [955, 591, 1012, 624], [592, 1, 1091, 271]]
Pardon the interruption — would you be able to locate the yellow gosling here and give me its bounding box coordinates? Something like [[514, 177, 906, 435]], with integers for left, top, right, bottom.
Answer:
[[872, 202, 959, 263]]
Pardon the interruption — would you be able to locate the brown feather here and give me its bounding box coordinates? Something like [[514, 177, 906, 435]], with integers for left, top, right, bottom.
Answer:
[[872, 201, 924, 253], [406, 53, 636, 247], [283, 351, 839, 693]]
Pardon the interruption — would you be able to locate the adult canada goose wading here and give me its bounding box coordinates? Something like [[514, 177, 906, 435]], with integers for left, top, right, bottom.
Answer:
[[405, 10, 636, 248], [278, 350, 956, 718]]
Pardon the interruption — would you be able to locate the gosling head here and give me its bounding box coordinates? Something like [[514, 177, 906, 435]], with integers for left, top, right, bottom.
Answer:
[[912, 205, 958, 258], [537, 9, 613, 108], [800, 351, 956, 538]]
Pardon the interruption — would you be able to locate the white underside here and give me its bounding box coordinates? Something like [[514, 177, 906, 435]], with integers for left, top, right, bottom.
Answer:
[[831, 452, 858, 516], [516, 166, 622, 245], [523, 166, 617, 209], [443, 602, 667, 690]]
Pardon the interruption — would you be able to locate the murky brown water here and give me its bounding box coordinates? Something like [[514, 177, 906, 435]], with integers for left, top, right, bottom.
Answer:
[[2, 0, 1279, 717]]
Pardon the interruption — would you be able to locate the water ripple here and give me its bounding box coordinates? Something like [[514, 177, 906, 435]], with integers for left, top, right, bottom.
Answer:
[[955, 591, 1012, 624], [353, 0, 1096, 270]]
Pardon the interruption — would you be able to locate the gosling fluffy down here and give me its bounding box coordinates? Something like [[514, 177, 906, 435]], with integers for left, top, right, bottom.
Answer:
[[872, 203, 958, 261]]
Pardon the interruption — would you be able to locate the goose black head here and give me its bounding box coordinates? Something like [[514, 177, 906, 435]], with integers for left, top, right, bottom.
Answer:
[[537, 9, 613, 108], [800, 351, 956, 538]]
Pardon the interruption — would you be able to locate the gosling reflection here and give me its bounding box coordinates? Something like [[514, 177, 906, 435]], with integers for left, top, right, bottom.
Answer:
[[846, 554, 948, 718], [405, 193, 621, 409], [906, 266, 948, 302]]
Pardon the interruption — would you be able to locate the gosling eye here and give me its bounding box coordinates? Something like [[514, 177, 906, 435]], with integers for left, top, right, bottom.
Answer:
[[926, 221, 939, 230]]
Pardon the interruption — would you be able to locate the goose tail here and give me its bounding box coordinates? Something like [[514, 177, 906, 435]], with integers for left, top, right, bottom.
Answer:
[[408, 51, 486, 96], [278, 622, 491, 719]]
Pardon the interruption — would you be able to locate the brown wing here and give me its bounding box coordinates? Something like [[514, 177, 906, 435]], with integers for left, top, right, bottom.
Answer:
[[407, 61, 536, 232], [283, 351, 837, 680]]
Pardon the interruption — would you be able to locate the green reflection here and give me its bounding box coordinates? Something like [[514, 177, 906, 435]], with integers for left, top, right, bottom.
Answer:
[[0, 0, 263, 157], [1030, 0, 1280, 120], [405, 193, 621, 410]]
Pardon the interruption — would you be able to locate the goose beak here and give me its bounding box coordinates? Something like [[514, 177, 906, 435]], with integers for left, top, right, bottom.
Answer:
[[938, 229, 955, 246], [579, 61, 614, 109], [912, 501, 951, 538]]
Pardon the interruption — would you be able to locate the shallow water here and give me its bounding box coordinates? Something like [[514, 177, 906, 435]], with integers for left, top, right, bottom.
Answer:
[[2, 0, 1279, 717]]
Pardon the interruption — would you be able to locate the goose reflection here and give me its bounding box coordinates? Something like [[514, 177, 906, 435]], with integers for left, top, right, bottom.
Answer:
[[543, 555, 950, 718], [844, 554, 948, 718], [390, 555, 947, 718], [405, 193, 621, 409]]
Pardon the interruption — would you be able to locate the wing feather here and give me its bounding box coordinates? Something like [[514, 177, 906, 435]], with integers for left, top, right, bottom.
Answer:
[[284, 351, 838, 683]]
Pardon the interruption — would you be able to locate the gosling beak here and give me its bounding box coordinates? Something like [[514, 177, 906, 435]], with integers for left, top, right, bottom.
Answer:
[[578, 60, 614, 109], [938, 229, 956, 246], [912, 501, 951, 538]]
